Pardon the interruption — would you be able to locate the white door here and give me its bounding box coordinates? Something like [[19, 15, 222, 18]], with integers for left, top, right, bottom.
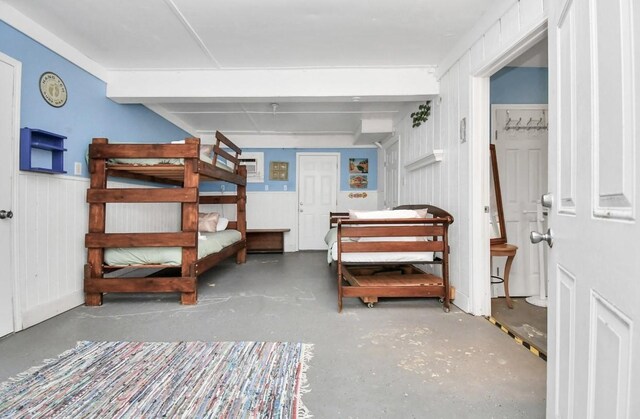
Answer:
[[297, 153, 338, 250], [384, 139, 400, 209], [493, 106, 548, 297], [0, 55, 18, 337], [548, 0, 639, 417]]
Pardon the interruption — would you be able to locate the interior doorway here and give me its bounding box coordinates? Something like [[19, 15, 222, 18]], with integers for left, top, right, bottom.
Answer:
[[383, 136, 400, 209], [487, 39, 549, 356], [297, 153, 338, 250]]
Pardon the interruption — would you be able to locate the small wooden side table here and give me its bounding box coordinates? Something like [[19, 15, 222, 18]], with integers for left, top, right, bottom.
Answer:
[[490, 243, 518, 309]]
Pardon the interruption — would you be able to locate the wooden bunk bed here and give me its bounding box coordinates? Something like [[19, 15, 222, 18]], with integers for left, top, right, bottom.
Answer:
[[84, 131, 247, 306], [327, 205, 454, 312]]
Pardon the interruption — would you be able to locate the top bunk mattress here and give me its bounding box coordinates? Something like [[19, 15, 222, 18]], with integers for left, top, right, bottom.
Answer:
[[105, 230, 241, 266]]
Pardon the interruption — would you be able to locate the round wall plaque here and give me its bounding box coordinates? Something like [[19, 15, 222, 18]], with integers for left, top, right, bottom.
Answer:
[[39, 72, 67, 108]]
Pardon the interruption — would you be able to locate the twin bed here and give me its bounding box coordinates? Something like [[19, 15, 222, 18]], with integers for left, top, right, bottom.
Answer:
[[325, 205, 454, 312], [84, 131, 247, 306]]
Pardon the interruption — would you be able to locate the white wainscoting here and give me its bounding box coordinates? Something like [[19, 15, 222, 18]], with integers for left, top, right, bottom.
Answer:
[[16, 173, 88, 328], [15, 173, 185, 329], [15, 172, 378, 328]]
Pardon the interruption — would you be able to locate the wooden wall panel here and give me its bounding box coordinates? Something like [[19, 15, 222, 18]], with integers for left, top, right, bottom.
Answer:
[[397, 0, 548, 313], [500, 2, 521, 45]]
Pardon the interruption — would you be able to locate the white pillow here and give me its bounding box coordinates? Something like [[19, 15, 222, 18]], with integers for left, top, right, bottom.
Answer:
[[346, 209, 429, 242], [348, 209, 420, 220], [217, 217, 229, 231]]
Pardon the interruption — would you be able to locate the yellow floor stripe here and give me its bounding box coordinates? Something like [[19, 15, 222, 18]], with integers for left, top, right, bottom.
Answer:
[[487, 316, 546, 361]]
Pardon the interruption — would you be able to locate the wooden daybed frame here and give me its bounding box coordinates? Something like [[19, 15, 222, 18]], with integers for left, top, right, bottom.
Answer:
[[330, 205, 454, 312], [84, 131, 247, 306]]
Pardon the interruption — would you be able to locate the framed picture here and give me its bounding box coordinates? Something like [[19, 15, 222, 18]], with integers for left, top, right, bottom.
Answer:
[[349, 174, 368, 189], [349, 158, 368, 174], [269, 161, 289, 181]]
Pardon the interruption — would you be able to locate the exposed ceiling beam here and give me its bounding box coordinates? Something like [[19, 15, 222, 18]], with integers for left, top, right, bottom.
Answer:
[[107, 67, 438, 103]]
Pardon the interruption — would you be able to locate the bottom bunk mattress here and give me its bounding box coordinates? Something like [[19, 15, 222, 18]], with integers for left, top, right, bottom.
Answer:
[[323, 228, 434, 264], [104, 230, 241, 266]]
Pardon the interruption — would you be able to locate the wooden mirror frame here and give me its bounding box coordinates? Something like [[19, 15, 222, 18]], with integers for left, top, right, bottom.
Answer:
[[490, 144, 507, 245]]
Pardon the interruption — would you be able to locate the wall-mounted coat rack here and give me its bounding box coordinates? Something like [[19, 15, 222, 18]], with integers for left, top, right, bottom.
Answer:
[[504, 110, 548, 131]]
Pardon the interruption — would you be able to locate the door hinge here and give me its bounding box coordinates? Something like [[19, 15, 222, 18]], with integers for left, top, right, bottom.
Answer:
[[495, 130, 498, 141]]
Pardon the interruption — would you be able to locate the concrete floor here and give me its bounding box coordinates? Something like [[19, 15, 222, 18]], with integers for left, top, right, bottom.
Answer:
[[0, 252, 546, 418], [492, 297, 548, 355]]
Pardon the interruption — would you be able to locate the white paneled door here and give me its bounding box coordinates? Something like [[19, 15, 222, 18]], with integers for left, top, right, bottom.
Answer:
[[384, 139, 400, 209], [297, 154, 338, 250], [0, 55, 18, 337], [493, 106, 548, 297], [548, 0, 639, 417]]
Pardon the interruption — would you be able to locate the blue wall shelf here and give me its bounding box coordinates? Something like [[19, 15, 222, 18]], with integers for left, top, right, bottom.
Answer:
[[20, 127, 67, 174]]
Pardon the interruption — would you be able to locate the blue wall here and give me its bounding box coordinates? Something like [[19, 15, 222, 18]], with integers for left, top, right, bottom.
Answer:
[[0, 22, 190, 176], [1, 22, 376, 189], [204, 147, 378, 193], [490, 67, 548, 104]]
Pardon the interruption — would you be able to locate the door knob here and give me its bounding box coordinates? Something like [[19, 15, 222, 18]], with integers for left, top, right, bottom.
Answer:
[[530, 228, 553, 248], [0, 210, 13, 219]]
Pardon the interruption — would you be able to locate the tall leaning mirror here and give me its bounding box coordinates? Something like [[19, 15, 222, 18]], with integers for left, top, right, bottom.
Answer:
[[489, 144, 507, 245]]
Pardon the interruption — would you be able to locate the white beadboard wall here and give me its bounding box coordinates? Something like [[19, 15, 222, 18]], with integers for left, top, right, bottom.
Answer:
[[395, 0, 547, 314], [16, 173, 88, 328], [16, 174, 186, 328]]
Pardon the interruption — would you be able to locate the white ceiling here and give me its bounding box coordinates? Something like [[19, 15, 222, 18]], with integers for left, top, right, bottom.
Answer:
[[2, 0, 496, 143]]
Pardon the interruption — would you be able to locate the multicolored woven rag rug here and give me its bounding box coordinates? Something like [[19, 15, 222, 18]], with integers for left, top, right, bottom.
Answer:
[[0, 341, 313, 418]]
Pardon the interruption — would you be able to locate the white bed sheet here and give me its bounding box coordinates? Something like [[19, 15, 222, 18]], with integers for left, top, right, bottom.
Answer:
[[324, 228, 434, 264], [105, 230, 241, 266]]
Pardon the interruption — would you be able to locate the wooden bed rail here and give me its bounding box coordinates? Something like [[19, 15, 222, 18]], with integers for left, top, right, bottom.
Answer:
[[89, 138, 200, 159], [334, 204, 453, 313]]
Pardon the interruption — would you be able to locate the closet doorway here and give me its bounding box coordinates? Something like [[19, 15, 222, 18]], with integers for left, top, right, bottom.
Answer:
[[491, 105, 548, 297], [487, 38, 549, 356]]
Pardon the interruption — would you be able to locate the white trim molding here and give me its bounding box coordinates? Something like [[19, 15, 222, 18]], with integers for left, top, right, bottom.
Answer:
[[404, 150, 444, 172]]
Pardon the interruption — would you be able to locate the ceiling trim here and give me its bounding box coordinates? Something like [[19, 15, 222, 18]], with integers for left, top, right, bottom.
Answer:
[[107, 68, 439, 103], [1, 3, 108, 81]]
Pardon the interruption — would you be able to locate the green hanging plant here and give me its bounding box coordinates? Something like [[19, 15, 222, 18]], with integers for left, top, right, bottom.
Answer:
[[411, 100, 431, 128]]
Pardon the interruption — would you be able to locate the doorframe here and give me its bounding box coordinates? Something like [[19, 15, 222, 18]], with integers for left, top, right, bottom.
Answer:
[[490, 103, 549, 297], [382, 134, 400, 209], [468, 21, 549, 315], [295, 152, 340, 251], [1, 51, 22, 332]]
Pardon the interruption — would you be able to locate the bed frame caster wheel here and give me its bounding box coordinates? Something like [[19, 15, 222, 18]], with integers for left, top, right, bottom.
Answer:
[[439, 298, 444, 303], [367, 302, 374, 308], [443, 307, 450, 313]]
